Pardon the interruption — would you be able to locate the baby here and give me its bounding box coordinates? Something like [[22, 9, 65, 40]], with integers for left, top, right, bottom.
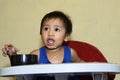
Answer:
[[2, 11, 83, 80]]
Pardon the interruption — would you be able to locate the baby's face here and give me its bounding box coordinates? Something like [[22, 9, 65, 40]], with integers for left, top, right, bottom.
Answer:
[[41, 18, 67, 50]]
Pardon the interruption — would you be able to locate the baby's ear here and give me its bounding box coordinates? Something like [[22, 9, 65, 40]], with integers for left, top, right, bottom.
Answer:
[[64, 34, 70, 42]]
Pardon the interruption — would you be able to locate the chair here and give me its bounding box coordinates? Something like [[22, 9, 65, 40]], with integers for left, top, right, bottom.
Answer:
[[63, 40, 115, 80]]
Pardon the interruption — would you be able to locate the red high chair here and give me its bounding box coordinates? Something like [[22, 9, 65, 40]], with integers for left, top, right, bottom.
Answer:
[[64, 40, 115, 80]]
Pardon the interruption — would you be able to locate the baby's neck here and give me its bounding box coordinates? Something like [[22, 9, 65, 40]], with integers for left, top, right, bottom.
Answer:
[[46, 46, 63, 54]]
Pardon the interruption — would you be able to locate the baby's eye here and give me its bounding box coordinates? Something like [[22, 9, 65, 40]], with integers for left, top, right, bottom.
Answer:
[[45, 27, 48, 31], [55, 28, 61, 32], [43, 27, 49, 31]]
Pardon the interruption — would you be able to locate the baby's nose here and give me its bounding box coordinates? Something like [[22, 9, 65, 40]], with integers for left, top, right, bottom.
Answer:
[[48, 30, 54, 36]]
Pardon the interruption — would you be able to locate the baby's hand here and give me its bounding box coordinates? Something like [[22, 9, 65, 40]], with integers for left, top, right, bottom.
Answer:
[[1, 44, 19, 57]]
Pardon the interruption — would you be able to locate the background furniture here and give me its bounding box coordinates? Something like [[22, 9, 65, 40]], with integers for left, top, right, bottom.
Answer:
[[64, 40, 115, 80]]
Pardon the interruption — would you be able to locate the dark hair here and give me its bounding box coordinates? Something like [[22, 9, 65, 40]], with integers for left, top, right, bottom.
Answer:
[[40, 11, 72, 34]]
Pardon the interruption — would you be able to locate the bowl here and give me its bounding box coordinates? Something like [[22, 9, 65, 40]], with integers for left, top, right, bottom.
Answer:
[[9, 54, 38, 66]]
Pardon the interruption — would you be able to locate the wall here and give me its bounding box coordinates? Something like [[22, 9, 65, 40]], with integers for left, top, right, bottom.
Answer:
[[0, 0, 120, 80]]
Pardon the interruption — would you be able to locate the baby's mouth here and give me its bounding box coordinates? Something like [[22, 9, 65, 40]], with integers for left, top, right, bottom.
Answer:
[[47, 38, 55, 46]]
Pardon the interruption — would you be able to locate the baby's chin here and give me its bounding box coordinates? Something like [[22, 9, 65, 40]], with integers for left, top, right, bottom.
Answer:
[[46, 46, 59, 50]]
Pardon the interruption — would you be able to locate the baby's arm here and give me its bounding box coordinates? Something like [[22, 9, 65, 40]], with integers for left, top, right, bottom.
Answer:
[[30, 49, 39, 61], [71, 48, 84, 62]]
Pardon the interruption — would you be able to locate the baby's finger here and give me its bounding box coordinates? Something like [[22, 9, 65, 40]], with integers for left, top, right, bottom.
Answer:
[[15, 47, 20, 52], [11, 47, 17, 53], [2, 53, 7, 57], [4, 44, 11, 51], [1, 48, 8, 57], [1, 47, 7, 54]]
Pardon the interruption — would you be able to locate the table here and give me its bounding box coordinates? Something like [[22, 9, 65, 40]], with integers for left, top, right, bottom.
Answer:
[[0, 63, 120, 80]]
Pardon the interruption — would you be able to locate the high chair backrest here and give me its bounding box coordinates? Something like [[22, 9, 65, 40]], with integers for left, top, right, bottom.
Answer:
[[64, 40, 115, 80], [64, 40, 107, 62]]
